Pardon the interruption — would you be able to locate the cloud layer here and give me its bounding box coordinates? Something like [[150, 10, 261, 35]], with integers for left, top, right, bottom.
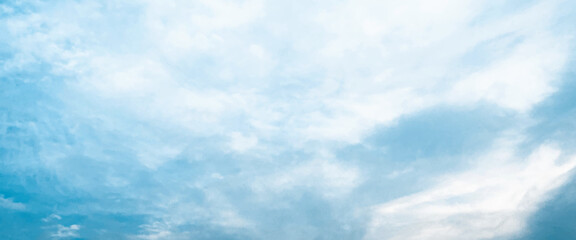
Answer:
[[1, 0, 576, 239]]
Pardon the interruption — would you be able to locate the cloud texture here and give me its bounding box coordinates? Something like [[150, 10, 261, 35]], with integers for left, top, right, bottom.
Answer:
[[1, 0, 576, 239]]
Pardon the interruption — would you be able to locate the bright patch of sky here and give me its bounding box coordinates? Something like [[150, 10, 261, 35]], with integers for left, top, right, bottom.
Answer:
[[1, 0, 576, 239]]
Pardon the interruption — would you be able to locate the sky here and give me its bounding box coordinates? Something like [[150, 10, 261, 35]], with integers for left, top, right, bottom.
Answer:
[[1, 0, 576, 239]]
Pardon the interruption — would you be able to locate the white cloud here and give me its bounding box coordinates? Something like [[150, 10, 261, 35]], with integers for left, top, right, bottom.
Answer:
[[5, 0, 569, 147], [448, 42, 563, 112], [0, 195, 25, 211], [52, 224, 81, 239], [253, 157, 361, 199], [136, 221, 175, 240], [365, 144, 576, 240], [42, 214, 62, 222], [301, 0, 572, 142], [1, 0, 575, 239], [229, 132, 259, 152]]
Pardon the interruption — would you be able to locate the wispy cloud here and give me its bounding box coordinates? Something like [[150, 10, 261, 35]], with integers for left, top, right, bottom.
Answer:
[[0, 195, 25, 211], [1, 0, 575, 239], [366, 143, 576, 240], [51, 224, 81, 239]]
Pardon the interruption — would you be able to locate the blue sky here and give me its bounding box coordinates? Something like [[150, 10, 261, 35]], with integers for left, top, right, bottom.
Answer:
[[1, 0, 576, 239]]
